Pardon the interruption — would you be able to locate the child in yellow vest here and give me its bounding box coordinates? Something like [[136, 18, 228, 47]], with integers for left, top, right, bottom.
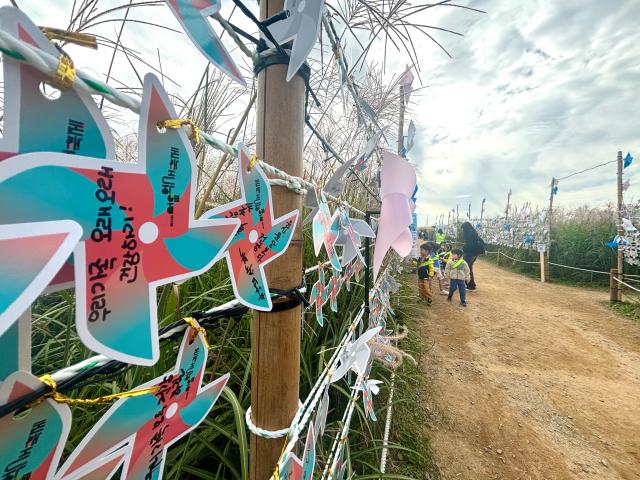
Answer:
[[444, 249, 471, 307], [417, 243, 434, 304]]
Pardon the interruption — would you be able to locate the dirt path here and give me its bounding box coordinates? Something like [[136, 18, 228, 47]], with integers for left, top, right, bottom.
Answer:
[[419, 259, 640, 480]]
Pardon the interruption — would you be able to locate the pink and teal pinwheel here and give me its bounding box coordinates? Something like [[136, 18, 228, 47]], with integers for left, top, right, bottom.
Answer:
[[266, 0, 326, 82], [0, 74, 239, 365], [0, 371, 71, 480], [165, 1, 245, 86], [275, 424, 315, 480], [328, 271, 344, 313], [334, 208, 375, 267], [308, 267, 329, 326], [0, 7, 116, 377], [204, 144, 299, 311], [312, 189, 341, 271], [373, 151, 417, 279], [56, 323, 229, 480], [358, 378, 383, 421], [0, 7, 114, 162]]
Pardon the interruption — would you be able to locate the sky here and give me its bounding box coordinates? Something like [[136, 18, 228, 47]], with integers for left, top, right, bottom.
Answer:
[[2, 0, 639, 225], [408, 0, 640, 223]]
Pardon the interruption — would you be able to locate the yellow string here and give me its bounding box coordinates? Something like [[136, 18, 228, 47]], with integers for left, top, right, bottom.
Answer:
[[248, 153, 258, 171], [157, 118, 200, 144], [184, 317, 210, 349], [50, 54, 76, 91], [36, 374, 158, 405]]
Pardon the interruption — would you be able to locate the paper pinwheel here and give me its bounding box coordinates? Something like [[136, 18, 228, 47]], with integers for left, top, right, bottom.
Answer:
[[624, 152, 633, 169], [165, 0, 245, 86], [57, 323, 229, 480], [313, 387, 330, 439], [331, 327, 382, 383], [328, 271, 344, 313], [311, 189, 341, 271], [0, 7, 117, 374], [334, 208, 375, 267], [372, 151, 417, 279], [344, 257, 364, 292], [0, 371, 71, 479], [277, 424, 316, 480], [622, 218, 637, 233], [0, 6, 115, 161], [406, 120, 416, 153], [623, 179, 631, 191], [0, 74, 239, 365], [400, 66, 414, 103], [204, 144, 299, 311], [309, 267, 329, 326], [358, 378, 383, 421], [267, 0, 326, 82]]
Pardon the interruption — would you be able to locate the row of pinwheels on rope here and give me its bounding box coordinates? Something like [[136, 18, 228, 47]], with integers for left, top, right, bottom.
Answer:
[[0, 4, 418, 479]]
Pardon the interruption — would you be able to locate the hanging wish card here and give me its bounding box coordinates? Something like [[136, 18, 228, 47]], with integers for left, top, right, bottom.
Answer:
[[301, 423, 316, 479], [204, 144, 299, 311], [308, 267, 329, 326], [56, 322, 229, 480], [358, 379, 382, 422], [0, 371, 71, 480], [164, 0, 245, 86], [267, 0, 326, 82], [0, 74, 239, 365]]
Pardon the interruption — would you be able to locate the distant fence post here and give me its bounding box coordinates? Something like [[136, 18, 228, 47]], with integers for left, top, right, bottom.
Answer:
[[610, 268, 621, 302], [539, 251, 546, 282]]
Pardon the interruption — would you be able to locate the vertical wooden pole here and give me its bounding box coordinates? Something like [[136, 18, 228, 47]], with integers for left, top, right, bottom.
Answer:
[[251, 1, 305, 477], [540, 251, 546, 283], [610, 268, 620, 302], [467, 203, 471, 219], [505, 189, 512, 223], [616, 151, 624, 301], [397, 85, 405, 155], [480, 198, 486, 224]]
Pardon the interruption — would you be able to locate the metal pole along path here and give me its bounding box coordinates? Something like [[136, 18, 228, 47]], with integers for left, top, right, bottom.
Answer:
[[250, 0, 305, 476]]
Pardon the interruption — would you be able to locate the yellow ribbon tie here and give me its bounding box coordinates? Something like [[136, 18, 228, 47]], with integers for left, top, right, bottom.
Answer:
[[248, 153, 259, 171], [51, 54, 76, 91], [157, 119, 200, 144], [37, 374, 158, 405], [40, 27, 98, 49], [184, 317, 209, 349]]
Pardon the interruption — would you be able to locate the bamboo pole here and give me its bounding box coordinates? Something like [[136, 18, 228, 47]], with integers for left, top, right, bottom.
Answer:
[[250, 1, 305, 476], [615, 151, 624, 301]]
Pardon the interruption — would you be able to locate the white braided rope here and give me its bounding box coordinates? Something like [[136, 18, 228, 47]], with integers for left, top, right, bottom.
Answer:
[[245, 401, 303, 439], [259, 161, 366, 216]]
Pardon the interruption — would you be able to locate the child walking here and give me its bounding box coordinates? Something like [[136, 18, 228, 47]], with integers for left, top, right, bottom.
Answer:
[[417, 243, 435, 305], [444, 249, 471, 307]]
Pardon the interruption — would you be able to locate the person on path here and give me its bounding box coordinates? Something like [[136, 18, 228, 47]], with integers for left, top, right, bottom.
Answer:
[[417, 243, 435, 305], [461, 221, 485, 290], [435, 228, 446, 244], [445, 248, 471, 307]]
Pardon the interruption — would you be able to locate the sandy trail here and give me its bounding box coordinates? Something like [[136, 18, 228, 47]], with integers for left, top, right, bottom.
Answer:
[[419, 259, 640, 480]]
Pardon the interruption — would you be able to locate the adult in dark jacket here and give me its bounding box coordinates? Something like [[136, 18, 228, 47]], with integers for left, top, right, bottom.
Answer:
[[461, 222, 485, 290]]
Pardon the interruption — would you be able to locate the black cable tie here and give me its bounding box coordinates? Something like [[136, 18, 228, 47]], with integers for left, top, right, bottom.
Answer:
[[261, 10, 290, 28]]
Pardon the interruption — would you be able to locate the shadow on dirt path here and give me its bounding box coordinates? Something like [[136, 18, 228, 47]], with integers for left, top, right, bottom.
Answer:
[[419, 259, 640, 480]]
